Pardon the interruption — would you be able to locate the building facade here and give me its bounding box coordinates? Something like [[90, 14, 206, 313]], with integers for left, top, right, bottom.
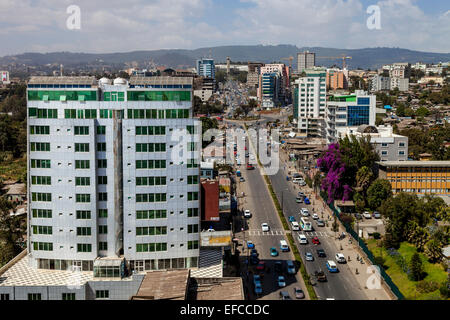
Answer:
[[26, 76, 201, 274], [370, 75, 391, 92], [297, 51, 315, 73], [326, 69, 348, 90], [196, 58, 215, 80]]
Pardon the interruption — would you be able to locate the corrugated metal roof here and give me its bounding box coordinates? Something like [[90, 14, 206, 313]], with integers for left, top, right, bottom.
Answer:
[[129, 76, 193, 86], [28, 76, 97, 85]]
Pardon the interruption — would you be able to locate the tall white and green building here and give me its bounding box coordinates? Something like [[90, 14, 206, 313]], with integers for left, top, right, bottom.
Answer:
[[26, 76, 201, 275]]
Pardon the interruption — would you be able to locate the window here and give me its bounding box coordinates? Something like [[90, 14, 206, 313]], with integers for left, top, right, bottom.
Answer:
[[187, 176, 199, 185], [381, 143, 388, 148], [136, 226, 167, 236], [136, 126, 166, 135], [99, 109, 112, 119], [381, 151, 388, 156], [97, 143, 106, 152], [76, 227, 91, 236], [75, 160, 90, 169], [32, 209, 52, 218], [30, 125, 50, 135], [96, 126, 106, 135], [98, 176, 108, 185], [74, 126, 89, 135], [98, 192, 108, 201], [136, 160, 166, 169], [75, 177, 90, 186], [62, 293, 76, 300], [31, 159, 51, 168], [31, 192, 52, 202], [32, 242, 53, 251], [97, 159, 107, 168], [64, 109, 76, 119], [84, 109, 97, 119], [99, 225, 108, 234], [28, 293, 42, 301], [136, 193, 167, 203], [77, 243, 92, 252], [76, 210, 91, 219], [75, 194, 90, 203], [399, 142, 406, 147], [30, 142, 50, 152], [32, 225, 52, 235], [136, 176, 167, 186], [0, 294, 10, 300], [136, 242, 167, 252], [187, 224, 199, 234], [98, 209, 108, 218], [188, 240, 199, 250], [31, 176, 51, 185], [399, 151, 405, 155], [187, 208, 199, 217], [188, 192, 199, 201], [99, 242, 108, 251], [187, 159, 199, 168], [136, 143, 166, 153], [75, 143, 89, 152], [136, 210, 167, 219], [188, 142, 197, 152]]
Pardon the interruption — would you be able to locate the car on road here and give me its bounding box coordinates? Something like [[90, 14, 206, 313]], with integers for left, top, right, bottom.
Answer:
[[297, 191, 305, 198], [279, 291, 291, 300], [270, 247, 279, 257], [298, 234, 308, 244], [256, 261, 266, 271], [253, 274, 261, 286], [373, 211, 381, 219], [274, 261, 282, 273], [247, 241, 255, 249], [239, 177, 245, 182], [254, 283, 263, 295], [286, 260, 296, 274], [244, 210, 251, 218], [315, 270, 327, 282], [293, 287, 305, 299], [316, 249, 326, 257], [277, 276, 286, 287], [288, 216, 296, 222], [295, 196, 303, 203], [305, 252, 314, 261], [261, 223, 270, 232], [312, 213, 319, 220], [316, 219, 325, 227], [312, 236, 320, 245], [335, 253, 347, 263], [293, 173, 301, 179], [363, 211, 372, 219], [291, 221, 300, 231], [304, 197, 311, 205], [326, 260, 339, 273], [300, 208, 309, 216]]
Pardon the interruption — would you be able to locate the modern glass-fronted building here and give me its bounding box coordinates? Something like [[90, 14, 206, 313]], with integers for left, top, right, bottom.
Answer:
[[196, 58, 215, 80]]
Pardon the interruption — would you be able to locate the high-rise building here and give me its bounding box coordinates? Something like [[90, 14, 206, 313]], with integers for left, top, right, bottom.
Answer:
[[326, 69, 348, 90], [370, 75, 391, 92], [297, 51, 315, 73], [293, 68, 327, 137], [196, 58, 215, 80], [26, 75, 201, 272], [259, 72, 280, 109], [325, 90, 377, 144]]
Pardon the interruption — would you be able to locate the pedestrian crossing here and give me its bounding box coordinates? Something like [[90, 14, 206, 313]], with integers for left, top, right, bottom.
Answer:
[[246, 230, 329, 237]]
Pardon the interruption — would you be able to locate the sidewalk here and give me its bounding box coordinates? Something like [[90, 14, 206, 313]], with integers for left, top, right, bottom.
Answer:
[[280, 150, 394, 300]]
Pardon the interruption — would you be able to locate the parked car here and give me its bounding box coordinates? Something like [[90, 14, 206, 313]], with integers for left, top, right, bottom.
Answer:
[[244, 210, 251, 218], [253, 274, 261, 286], [279, 291, 291, 300], [312, 213, 319, 220], [295, 196, 303, 203], [373, 211, 381, 219], [274, 261, 282, 273], [256, 261, 266, 271], [363, 211, 372, 219], [288, 216, 296, 222], [293, 287, 305, 299], [277, 276, 286, 287], [247, 241, 255, 249], [270, 247, 279, 257], [254, 283, 263, 295], [304, 197, 311, 205], [316, 249, 326, 257], [300, 208, 309, 216], [355, 213, 363, 220], [305, 252, 314, 261], [335, 253, 347, 264], [286, 260, 296, 274], [312, 237, 320, 245], [316, 219, 325, 227]]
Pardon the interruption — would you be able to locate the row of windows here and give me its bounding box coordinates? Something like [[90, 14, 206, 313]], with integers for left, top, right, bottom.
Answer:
[[64, 109, 97, 119], [136, 143, 166, 153], [28, 90, 97, 101], [32, 192, 51, 202], [32, 225, 52, 235], [28, 108, 58, 119], [31, 176, 51, 185], [30, 125, 50, 135], [74, 126, 89, 135], [127, 108, 189, 119], [187, 224, 199, 234], [136, 226, 167, 236], [136, 242, 167, 252], [75, 143, 89, 152], [136, 176, 167, 186], [136, 126, 166, 135], [136, 210, 167, 220], [136, 193, 167, 203], [76, 226, 108, 236], [32, 209, 52, 218], [136, 160, 166, 169], [31, 142, 50, 152], [33, 242, 53, 251]]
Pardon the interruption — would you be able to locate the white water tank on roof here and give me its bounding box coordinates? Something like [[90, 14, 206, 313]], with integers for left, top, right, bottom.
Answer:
[[113, 77, 127, 86], [99, 77, 111, 86]]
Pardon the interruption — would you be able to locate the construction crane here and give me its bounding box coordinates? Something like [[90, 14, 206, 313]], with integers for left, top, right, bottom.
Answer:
[[281, 56, 294, 71], [317, 55, 352, 70]]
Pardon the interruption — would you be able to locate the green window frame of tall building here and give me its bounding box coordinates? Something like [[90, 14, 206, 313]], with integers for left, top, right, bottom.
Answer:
[[31, 176, 51, 185], [188, 142, 197, 152], [74, 126, 89, 135], [135, 160, 166, 169], [75, 177, 91, 186], [75, 194, 91, 203], [127, 91, 190, 101], [32, 225, 52, 235], [136, 176, 167, 186], [31, 142, 50, 152], [136, 242, 167, 252], [99, 242, 108, 251], [30, 125, 50, 135], [31, 159, 51, 169], [99, 109, 113, 119], [187, 224, 199, 234], [98, 209, 108, 218], [97, 143, 106, 152], [136, 226, 167, 236], [186, 125, 195, 134], [136, 210, 167, 220], [96, 126, 106, 135], [98, 225, 108, 234], [98, 176, 108, 185], [32, 209, 52, 218], [64, 109, 76, 119], [62, 293, 76, 301], [188, 240, 199, 250], [28, 90, 98, 101], [187, 176, 199, 185], [77, 243, 92, 253], [75, 143, 89, 152], [136, 193, 167, 203], [76, 210, 91, 219], [135, 126, 166, 135], [76, 227, 92, 236], [136, 143, 166, 153], [103, 91, 125, 102], [187, 192, 199, 201], [31, 192, 51, 202], [98, 192, 108, 201], [97, 159, 107, 168], [75, 160, 90, 169], [187, 208, 199, 217], [33, 242, 53, 251], [187, 159, 199, 168]]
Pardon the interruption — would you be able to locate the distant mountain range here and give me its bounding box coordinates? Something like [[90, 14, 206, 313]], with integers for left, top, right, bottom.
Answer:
[[1, 45, 449, 71]]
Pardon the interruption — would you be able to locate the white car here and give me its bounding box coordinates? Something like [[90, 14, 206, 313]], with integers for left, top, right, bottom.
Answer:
[[363, 211, 372, 219], [261, 223, 270, 232], [312, 213, 319, 220], [300, 208, 309, 217], [244, 210, 251, 218], [335, 253, 347, 263]]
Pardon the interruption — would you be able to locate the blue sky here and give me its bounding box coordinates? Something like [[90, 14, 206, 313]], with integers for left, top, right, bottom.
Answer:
[[0, 0, 448, 56]]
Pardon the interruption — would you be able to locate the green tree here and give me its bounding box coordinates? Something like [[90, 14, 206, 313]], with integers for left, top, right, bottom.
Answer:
[[409, 252, 424, 281], [416, 106, 431, 118], [367, 179, 392, 210], [424, 239, 444, 263], [355, 166, 374, 195]]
